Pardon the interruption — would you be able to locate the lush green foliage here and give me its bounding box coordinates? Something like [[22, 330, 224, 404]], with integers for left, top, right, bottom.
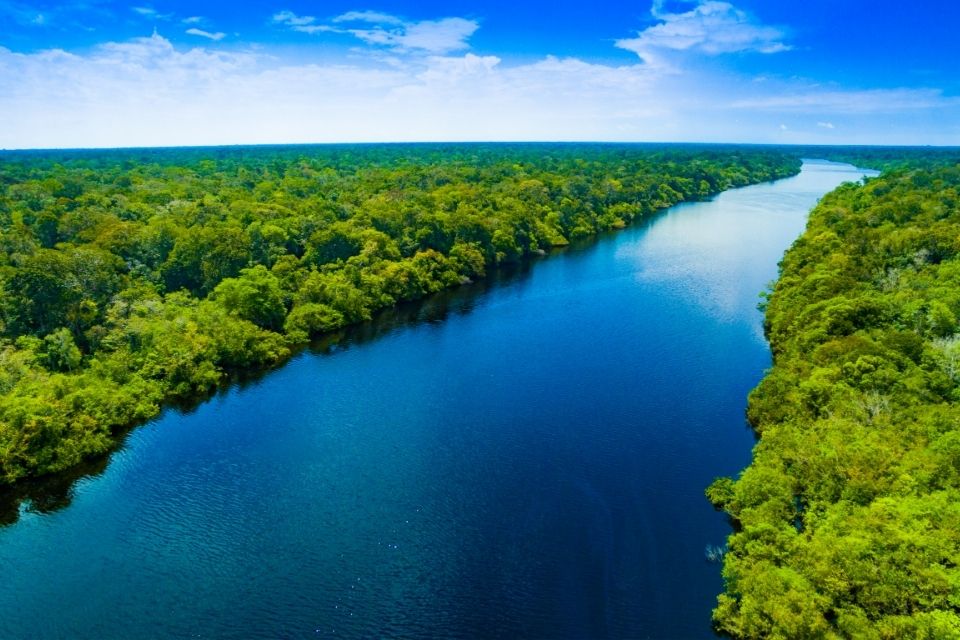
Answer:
[[0, 143, 800, 485], [709, 161, 960, 638]]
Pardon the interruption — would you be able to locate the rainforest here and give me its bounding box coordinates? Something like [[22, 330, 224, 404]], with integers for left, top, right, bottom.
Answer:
[[6, 0, 960, 636], [4, 142, 960, 638]]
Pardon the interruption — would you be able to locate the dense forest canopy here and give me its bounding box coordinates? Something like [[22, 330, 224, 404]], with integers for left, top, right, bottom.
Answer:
[[708, 154, 960, 638], [0, 143, 800, 487]]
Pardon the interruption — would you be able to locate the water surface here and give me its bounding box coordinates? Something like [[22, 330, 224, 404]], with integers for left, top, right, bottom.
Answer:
[[0, 161, 876, 639]]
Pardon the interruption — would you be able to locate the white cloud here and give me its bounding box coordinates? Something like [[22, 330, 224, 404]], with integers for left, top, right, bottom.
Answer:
[[183, 16, 204, 25], [349, 17, 478, 53], [186, 28, 225, 41], [293, 25, 336, 35], [817, 121, 834, 129], [272, 10, 317, 27], [617, 1, 789, 65], [415, 53, 501, 84], [1, 29, 957, 149], [273, 9, 479, 54], [779, 123, 788, 130], [0, 33, 672, 148], [131, 6, 172, 20], [332, 11, 405, 26], [271, 10, 335, 34]]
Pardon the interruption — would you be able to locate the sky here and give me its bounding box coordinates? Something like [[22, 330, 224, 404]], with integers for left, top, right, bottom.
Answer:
[[1, 0, 959, 148]]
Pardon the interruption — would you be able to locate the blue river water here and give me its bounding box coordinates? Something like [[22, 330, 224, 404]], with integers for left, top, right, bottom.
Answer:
[[0, 161, 875, 639]]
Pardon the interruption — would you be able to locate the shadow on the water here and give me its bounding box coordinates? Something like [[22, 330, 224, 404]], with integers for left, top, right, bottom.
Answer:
[[0, 256, 556, 525], [311, 260, 538, 356]]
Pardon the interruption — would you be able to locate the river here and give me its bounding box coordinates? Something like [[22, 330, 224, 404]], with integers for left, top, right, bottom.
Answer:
[[0, 160, 876, 639]]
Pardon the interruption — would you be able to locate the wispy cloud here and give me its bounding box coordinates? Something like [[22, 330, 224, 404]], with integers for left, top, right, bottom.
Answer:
[[617, 1, 789, 65], [272, 9, 479, 54], [271, 9, 314, 26], [817, 121, 835, 128], [350, 17, 478, 54], [132, 6, 172, 21], [0, 0, 49, 26], [182, 16, 204, 25], [728, 88, 959, 113], [270, 10, 333, 34], [332, 11, 405, 26], [186, 28, 225, 41]]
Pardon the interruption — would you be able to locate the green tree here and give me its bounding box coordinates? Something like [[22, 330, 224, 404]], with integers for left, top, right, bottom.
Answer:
[[41, 328, 82, 371], [212, 265, 287, 330]]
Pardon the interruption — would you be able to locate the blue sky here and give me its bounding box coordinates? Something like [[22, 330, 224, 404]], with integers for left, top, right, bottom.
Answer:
[[1, 0, 958, 148]]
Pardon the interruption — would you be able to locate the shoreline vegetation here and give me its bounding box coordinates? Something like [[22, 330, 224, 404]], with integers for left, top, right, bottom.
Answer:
[[0, 143, 800, 495], [709, 151, 960, 638]]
